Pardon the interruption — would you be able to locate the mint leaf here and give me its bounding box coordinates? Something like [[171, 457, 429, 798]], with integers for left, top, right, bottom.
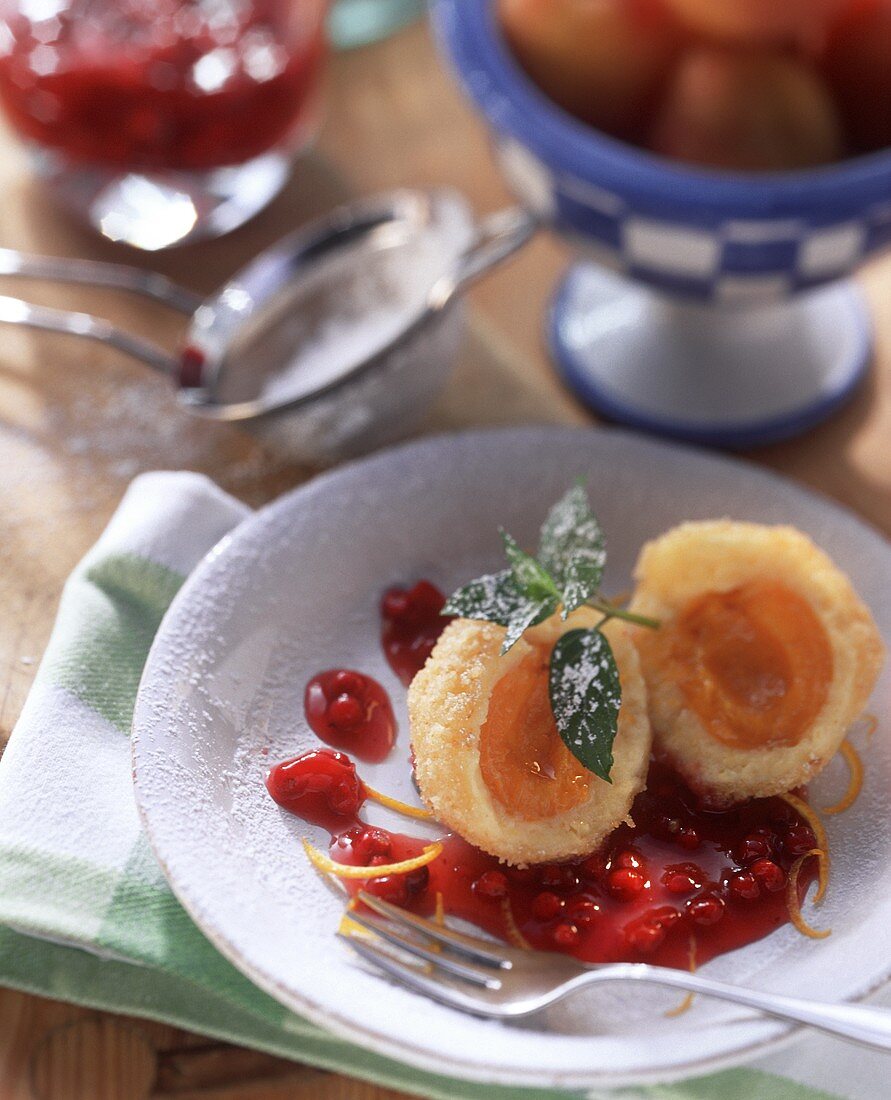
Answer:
[[538, 485, 606, 616], [549, 628, 621, 782], [500, 593, 559, 655], [442, 569, 524, 627], [443, 568, 556, 655], [501, 530, 560, 604]]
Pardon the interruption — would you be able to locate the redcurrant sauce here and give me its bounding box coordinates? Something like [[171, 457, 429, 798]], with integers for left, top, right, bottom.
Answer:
[[266, 748, 365, 834], [0, 0, 325, 171], [333, 761, 819, 969], [304, 669, 396, 763], [380, 580, 452, 686]]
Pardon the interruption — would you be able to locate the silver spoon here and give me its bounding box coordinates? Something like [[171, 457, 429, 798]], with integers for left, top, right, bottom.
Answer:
[[0, 190, 535, 461]]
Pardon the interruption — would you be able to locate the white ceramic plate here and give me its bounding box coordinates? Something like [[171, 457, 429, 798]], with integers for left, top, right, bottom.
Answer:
[[132, 427, 891, 1090]]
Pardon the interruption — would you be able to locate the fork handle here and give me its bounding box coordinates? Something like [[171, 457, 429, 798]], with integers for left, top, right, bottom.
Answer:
[[593, 965, 891, 1051]]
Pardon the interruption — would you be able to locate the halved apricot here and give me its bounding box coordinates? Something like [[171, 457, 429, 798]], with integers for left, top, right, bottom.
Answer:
[[669, 581, 833, 749], [479, 647, 591, 820]]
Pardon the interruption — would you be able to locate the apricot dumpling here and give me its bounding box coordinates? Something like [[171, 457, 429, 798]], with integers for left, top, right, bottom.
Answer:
[[629, 521, 884, 805], [408, 609, 652, 865]]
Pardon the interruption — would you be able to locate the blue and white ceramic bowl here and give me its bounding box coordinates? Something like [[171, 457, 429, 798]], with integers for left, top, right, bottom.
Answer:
[[432, 0, 884, 448], [434, 0, 891, 306]]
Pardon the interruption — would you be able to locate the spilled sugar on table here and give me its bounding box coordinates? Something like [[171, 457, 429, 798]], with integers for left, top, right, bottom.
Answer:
[[0, 19, 889, 1100]]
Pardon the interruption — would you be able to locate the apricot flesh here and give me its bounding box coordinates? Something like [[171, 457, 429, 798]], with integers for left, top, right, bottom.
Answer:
[[648, 49, 843, 170], [479, 647, 591, 821], [668, 581, 833, 749], [498, 0, 680, 139]]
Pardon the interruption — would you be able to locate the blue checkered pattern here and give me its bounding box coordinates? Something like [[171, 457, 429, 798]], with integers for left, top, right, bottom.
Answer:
[[497, 138, 890, 304]]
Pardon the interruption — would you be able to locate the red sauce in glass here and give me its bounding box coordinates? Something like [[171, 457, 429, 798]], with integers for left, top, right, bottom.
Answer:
[[0, 0, 325, 170], [265, 748, 365, 834], [304, 669, 397, 764], [330, 761, 819, 969], [380, 580, 452, 686]]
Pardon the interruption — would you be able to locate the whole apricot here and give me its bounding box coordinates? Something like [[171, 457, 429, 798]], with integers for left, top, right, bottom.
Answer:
[[499, 0, 680, 139], [663, 0, 845, 48], [648, 49, 843, 171], [823, 4, 891, 152]]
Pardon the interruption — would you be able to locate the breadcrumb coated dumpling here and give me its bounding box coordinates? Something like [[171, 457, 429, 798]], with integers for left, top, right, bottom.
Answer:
[[629, 521, 884, 806], [408, 610, 652, 865]]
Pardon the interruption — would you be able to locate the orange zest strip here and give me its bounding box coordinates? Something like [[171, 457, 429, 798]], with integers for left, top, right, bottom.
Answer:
[[665, 936, 697, 1018], [823, 740, 864, 817], [426, 891, 446, 956], [780, 793, 830, 902], [363, 784, 435, 821], [500, 896, 531, 951], [665, 992, 695, 1019], [337, 897, 367, 937], [786, 850, 832, 940], [337, 911, 368, 937], [302, 838, 443, 879]]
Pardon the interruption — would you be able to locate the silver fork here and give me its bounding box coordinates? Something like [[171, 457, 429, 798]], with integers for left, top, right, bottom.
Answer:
[[338, 892, 891, 1050]]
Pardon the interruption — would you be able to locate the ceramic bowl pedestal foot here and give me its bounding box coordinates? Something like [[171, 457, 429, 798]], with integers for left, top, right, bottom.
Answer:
[[550, 264, 872, 449]]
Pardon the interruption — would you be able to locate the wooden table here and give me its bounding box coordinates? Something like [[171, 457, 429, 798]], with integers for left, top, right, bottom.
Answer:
[[0, 20, 888, 1100]]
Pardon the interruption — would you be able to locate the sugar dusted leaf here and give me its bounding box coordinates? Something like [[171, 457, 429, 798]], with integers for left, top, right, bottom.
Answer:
[[549, 628, 621, 782], [538, 484, 606, 616], [500, 594, 559, 655], [444, 568, 556, 654], [442, 569, 524, 627], [501, 529, 559, 604]]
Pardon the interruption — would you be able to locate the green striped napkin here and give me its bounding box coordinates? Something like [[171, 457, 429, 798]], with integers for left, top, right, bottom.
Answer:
[[0, 471, 881, 1099]]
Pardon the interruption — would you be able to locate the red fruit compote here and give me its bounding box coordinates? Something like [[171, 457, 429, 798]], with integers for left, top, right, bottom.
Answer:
[[0, 0, 326, 170], [265, 577, 824, 974], [0, 0, 327, 244]]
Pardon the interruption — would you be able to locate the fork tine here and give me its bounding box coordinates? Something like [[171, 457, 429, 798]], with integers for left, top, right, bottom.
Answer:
[[338, 933, 499, 1016], [357, 892, 510, 967], [347, 910, 501, 988]]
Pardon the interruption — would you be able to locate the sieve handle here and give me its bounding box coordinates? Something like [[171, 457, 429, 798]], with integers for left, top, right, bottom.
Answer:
[[448, 207, 539, 297], [0, 294, 177, 376], [0, 248, 201, 314]]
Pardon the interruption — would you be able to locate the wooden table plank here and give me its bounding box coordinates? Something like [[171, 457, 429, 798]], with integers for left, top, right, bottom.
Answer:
[[0, 18, 888, 1100]]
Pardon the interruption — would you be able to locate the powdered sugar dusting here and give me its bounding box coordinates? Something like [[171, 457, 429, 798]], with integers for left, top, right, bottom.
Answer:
[[443, 568, 518, 626], [538, 484, 606, 612], [131, 427, 891, 1087], [550, 627, 621, 779]]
